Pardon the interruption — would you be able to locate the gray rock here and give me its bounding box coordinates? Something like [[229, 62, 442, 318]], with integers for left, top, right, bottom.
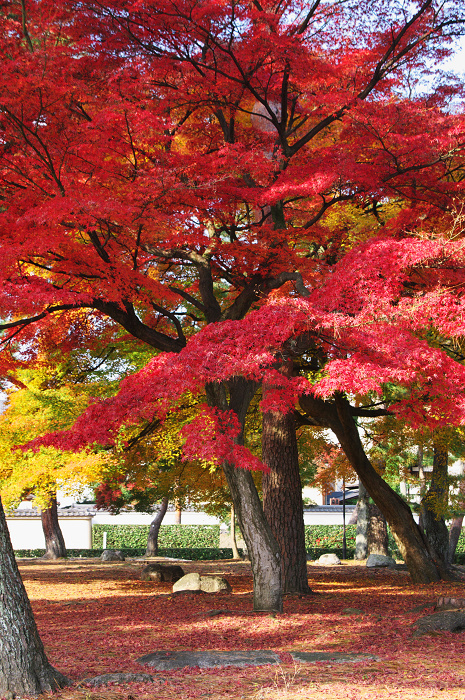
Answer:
[[141, 564, 185, 582], [137, 650, 280, 670], [173, 572, 201, 592], [291, 652, 379, 664], [366, 553, 396, 568], [81, 673, 154, 687], [317, 553, 341, 566], [411, 610, 465, 637], [101, 549, 125, 562], [200, 576, 231, 593]]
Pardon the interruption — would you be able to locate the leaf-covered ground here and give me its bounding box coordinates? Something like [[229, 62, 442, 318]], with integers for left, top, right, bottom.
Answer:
[[18, 558, 465, 700]]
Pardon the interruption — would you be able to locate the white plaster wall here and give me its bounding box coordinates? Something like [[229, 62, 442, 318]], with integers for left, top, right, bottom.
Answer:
[[303, 509, 356, 526], [6, 518, 92, 549], [92, 511, 222, 526]]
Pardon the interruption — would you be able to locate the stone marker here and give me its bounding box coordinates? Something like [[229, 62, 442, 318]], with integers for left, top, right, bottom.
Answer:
[[101, 550, 125, 562], [290, 652, 379, 664], [172, 573, 231, 593], [317, 553, 341, 566], [137, 650, 280, 670], [366, 554, 396, 568], [411, 610, 465, 636], [141, 563, 185, 582], [81, 673, 154, 687]]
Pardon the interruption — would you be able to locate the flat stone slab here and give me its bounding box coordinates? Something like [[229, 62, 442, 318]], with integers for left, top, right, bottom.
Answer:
[[291, 652, 379, 664], [137, 650, 280, 670], [81, 673, 154, 687]]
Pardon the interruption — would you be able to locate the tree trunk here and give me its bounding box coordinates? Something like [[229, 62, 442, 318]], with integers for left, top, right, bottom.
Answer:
[[145, 496, 169, 557], [354, 482, 369, 560], [41, 495, 66, 560], [262, 364, 311, 594], [207, 378, 283, 612], [223, 461, 283, 611], [419, 442, 450, 563], [299, 393, 455, 582], [449, 516, 464, 565], [367, 502, 389, 556], [174, 499, 182, 524], [0, 496, 70, 697], [230, 504, 241, 559]]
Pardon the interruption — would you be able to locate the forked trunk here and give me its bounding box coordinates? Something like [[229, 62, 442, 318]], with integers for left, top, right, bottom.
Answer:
[[145, 496, 169, 557], [300, 393, 455, 583], [262, 365, 311, 593], [0, 496, 70, 696], [41, 495, 66, 559], [207, 379, 283, 612]]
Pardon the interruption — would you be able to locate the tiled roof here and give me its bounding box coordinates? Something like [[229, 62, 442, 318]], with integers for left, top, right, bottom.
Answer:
[[7, 505, 98, 518], [304, 505, 356, 512]]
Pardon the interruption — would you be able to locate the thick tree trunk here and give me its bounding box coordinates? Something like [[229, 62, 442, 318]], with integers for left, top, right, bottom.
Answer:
[[145, 496, 169, 557], [299, 393, 455, 582], [367, 502, 389, 556], [262, 364, 311, 594], [41, 495, 66, 560], [0, 496, 70, 697], [419, 442, 450, 564], [207, 379, 282, 612], [354, 482, 369, 560]]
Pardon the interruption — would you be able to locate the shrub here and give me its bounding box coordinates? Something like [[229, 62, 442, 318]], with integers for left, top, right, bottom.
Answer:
[[92, 524, 220, 549]]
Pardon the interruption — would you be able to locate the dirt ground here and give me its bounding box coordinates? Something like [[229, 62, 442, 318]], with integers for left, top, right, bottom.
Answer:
[[16, 557, 465, 700]]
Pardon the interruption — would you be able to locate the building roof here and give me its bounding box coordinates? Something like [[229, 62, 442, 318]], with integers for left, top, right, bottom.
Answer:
[[304, 505, 356, 512], [6, 505, 98, 518]]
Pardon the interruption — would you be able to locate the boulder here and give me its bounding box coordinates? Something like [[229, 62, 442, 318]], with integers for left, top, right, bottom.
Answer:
[[101, 549, 125, 562], [172, 573, 231, 594], [366, 553, 396, 568], [200, 576, 232, 593], [317, 553, 341, 566], [140, 563, 185, 582], [411, 610, 465, 637], [173, 572, 201, 592]]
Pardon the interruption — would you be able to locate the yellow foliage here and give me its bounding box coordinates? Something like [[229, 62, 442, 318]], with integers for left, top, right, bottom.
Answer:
[[0, 367, 113, 510]]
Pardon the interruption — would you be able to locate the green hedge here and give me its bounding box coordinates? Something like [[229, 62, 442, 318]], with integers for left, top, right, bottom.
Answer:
[[92, 524, 220, 549], [304, 524, 402, 557]]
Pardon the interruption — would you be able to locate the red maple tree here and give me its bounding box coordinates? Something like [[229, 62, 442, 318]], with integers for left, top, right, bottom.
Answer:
[[1, 0, 465, 693]]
